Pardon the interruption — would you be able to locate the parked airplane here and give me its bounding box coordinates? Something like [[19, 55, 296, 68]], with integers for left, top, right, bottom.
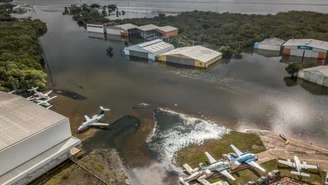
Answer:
[[179, 164, 228, 185], [34, 96, 57, 109], [278, 156, 318, 177], [201, 152, 236, 181], [77, 106, 110, 132], [27, 87, 53, 101], [225, 144, 266, 173]]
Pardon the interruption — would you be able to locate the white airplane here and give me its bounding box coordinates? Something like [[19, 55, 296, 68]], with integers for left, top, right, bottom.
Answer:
[[77, 106, 110, 132], [202, 152, 236, 181], [225, 144, 266, 173], [179, 164, 228, 185], [34, 96, 57, 109], [278, 156, 318, 177], [27, 87, 53, 101]]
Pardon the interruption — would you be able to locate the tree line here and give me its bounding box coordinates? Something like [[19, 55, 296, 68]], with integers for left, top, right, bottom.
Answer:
[[0, 3, 47, 91]]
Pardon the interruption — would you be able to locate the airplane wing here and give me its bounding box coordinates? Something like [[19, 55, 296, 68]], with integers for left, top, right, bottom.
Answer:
[[205, 152, 216, 164], [197, 177, 211, 185], [45, 90, 53, 96], [84, 115, 90, 121], [219, 170, 236, 181], [247, 161, 266, 172], [278, 160, 295, 168], [182, 163, 197, 175], [301, 163, 317, 170], [230, 144, 243, 156]]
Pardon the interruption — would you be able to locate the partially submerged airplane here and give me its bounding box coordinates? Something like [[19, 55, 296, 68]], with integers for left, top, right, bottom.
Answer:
[[179, 164, 228, 185], [77, 106, 111, 132], [202, 152, 236, 181], [27, 87, 53, 101], [278, 156, 318, 177], [225, 144, 266, 173]]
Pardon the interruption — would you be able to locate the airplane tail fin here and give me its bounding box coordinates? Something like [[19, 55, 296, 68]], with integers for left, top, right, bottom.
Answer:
[[182, 163, 198, 174], [291, 171, 310, 177], [28, 87, 38, 92], [99, 106, 111, 113]]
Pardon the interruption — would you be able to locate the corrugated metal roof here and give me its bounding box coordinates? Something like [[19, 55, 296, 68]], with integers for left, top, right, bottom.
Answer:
[[137, 24, 159, 32], [125, 39, 174, 54], [0, 92, 66, 151], [283, 39, 328, 50], [161, 46, 222, 63], [115, 23, 138, 30], [157, 26, 178, 33]]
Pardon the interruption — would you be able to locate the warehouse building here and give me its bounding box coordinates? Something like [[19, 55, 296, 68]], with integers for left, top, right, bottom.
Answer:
[[156, 26, 178, 39], [298, 66, 328, 87], [137, 24, 161, 40], [158, 46, 222, 68], [106, 23, 139, 39], [123, 39, 175, 60], [254, 38, 285, 51], [86, 24, 105, 34], [0, 92, 80, 185], [282, 39, 328, 63]]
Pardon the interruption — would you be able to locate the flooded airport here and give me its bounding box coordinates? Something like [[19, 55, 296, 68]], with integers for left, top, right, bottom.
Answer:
[[16, 1, 328, 185]]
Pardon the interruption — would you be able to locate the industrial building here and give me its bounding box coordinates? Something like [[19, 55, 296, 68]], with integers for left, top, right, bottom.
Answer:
[[282, 39, 328, 63], [254, 38, 285, 51], [156, 26, 178, 39], [298, 66, 328, 87], [137, 24, 161, 40], [0, 92, 80, 185], [158, 46, 222, 68], [86, 24, 105, 34], [123, 39, 175, 60], [106, 23, 139, 39]]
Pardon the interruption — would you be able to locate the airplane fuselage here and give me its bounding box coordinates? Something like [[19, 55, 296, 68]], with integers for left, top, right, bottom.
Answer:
[[78, 113, 105, 131], [203, 161, 230, 172], [294, 156, 301, 172], [234, 153, 257, 165]]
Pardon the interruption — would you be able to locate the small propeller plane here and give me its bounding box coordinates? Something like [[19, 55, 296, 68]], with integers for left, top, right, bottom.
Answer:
[[77, 106, 110, 132], [225, 144, 266, 173], [202, 152, 236, 181], [34, 96, 57, 109], [179, 164, 228, 185], [278, 156, 318, 177], [27, 87, 53, 101]]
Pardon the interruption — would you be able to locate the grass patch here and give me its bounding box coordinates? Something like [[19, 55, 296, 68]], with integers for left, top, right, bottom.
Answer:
[[176, 131, 265, 167]]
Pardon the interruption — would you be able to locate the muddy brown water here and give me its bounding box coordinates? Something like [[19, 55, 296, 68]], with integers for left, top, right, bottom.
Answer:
[[20, 3, 328, 185]]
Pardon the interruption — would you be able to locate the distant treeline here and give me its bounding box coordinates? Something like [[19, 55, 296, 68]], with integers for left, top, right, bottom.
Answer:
[[63, 3, 125, 26], [0, 0, 13, 3], [0, 3, 47, 91], [115, 11, 328, 57]]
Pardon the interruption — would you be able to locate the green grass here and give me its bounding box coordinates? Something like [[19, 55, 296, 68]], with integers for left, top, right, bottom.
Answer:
[[176, 131, 266, 167]]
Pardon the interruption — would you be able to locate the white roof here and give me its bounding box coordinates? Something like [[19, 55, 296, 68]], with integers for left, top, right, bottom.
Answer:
[[143, 41, 174, 53], [137, 24, 159, 32], [115, 23, 138, 30], [259, 37, 285, 45], [161, 46, 222, 63], [0, 92, 67, 151], [283, 39, 328, 50], [157, 26, 178, 33]]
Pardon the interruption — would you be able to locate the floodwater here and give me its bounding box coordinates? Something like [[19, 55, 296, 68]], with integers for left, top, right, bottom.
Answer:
[[20, 1, 328, 185]]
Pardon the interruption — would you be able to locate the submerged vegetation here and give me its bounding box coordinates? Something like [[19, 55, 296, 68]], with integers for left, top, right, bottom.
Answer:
[[63, 3, 125, 26], [116, 11, 328, 57], [0, 3, 47, 91]]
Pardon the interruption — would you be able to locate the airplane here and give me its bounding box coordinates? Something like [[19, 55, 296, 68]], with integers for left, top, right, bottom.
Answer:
[[201, 152, 236, 181], [225, 144, 266, 173], [278, 156, 318, 177], [179, 164, 228, 185], [34, 96, 57, 109], [77, 106, 111, 132], [27, 87, 53, 101]]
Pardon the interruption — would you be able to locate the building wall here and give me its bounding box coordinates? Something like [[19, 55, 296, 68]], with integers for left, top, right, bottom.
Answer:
[[282, 46, 328, 60], [0, 119, 72, 176], [160, 30, 178, 38]]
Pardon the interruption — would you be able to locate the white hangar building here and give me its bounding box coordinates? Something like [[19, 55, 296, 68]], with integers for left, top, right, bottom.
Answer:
[[0, 92, 80, 185]]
